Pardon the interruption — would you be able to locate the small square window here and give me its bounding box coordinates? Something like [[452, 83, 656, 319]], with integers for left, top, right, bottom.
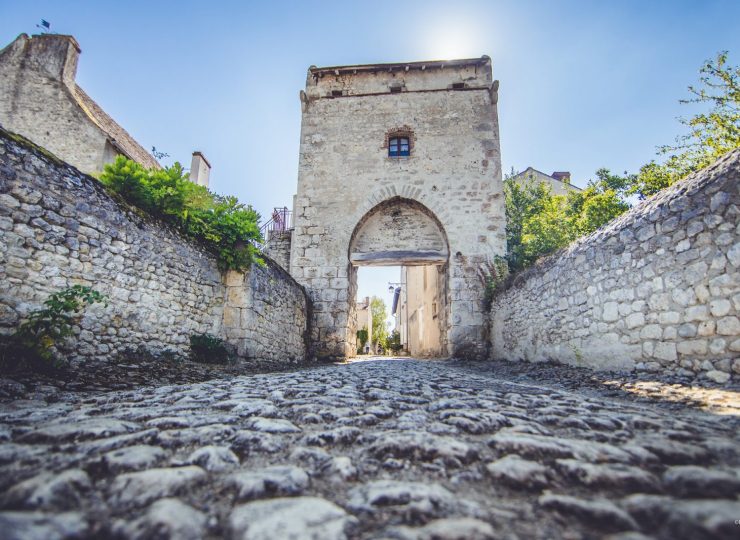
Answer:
[[331, 90, 343, 97], [389, 136, 410, 157]]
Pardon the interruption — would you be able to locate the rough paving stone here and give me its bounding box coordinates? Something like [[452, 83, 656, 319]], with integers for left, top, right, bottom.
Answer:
[[437, 409, 510, 434], [230, 400, 279, 417], [386, 517, 497, 540], [539, 493, 638, 533], [321, 456, 358, 481], [245, 417, 301, 434], [661, 465, 740, 498], [99, 444, 166, 473], [2, 470, 91, 511], [304, 426, 361, 446], [17, 418, 139, 443], [347, 481, 482, 520], [369, 432, 478, 465], [229, 466, 309, 500], [111, 498, 207, 540], [108, 466, 207, 507], [555, 459, 659, 491], [230, 430, 284, 454], [186, 445, 240, 472], [485, 454, 549, 489], [622, 493, 740, 539], [489, 431, 635, 463], [230, 496, 357, 540], [0, 511, 90, 540]]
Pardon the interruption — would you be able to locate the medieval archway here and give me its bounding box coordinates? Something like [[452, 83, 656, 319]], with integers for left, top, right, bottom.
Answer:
[[347, 197, 450, 358]]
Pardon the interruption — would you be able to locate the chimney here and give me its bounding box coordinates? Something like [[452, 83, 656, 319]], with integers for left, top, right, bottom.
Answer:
[[551, 171, 571, 185], [189, 151, 211, 187], [24, 34, 81, 90]]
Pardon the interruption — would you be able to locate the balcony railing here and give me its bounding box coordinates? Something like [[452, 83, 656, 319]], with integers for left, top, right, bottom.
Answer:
[[257, 207, 293, 250]]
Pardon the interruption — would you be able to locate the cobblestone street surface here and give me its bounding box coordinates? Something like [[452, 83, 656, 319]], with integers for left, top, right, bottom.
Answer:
[[1, 359, 739, 540]]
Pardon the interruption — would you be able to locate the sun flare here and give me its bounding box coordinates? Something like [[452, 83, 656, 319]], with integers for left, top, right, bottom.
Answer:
[[424, 26, 479, 60]]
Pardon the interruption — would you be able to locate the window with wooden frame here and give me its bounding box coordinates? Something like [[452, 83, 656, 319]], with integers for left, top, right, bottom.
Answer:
[[388, 136, 410, 157]]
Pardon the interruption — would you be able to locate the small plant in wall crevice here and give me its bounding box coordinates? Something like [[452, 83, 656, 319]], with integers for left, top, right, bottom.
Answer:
[[0, 285, 107, 372], [189, 333, 232, 364]]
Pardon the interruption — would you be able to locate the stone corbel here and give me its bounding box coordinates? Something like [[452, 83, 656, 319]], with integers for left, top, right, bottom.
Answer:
[[489, 80, 500, 104]]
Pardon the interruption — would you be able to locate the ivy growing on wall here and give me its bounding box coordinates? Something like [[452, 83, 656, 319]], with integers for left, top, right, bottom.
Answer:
[[100, 157, 263, 271]]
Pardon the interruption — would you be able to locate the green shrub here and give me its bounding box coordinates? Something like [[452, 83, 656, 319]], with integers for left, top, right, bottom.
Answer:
[[189, 333, 231, 364], [385, 330, 403, 354], [356, 328, 368, 354], [0, 285, 107, 371], [483, 256, 510, 308], [100, 156, 263, 271]]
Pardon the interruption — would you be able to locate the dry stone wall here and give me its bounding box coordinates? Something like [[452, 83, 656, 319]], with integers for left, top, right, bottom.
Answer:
[[491, 149, 740, 382], [0, 127, 308, 364]]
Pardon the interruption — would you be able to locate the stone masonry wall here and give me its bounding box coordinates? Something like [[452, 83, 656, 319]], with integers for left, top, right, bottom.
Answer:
[[264, 230, 292, 272], [0, 127, 308, 364], [223, 264, 308, 364], [490, 149, 740, 382], [292, 58, 505, 361]]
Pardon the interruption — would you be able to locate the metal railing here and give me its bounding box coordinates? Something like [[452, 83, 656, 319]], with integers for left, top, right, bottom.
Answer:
[[257, 207, 293, 250]]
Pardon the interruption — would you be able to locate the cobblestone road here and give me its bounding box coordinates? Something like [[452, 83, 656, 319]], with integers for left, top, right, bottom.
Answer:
[[1, 359, 739, 539]]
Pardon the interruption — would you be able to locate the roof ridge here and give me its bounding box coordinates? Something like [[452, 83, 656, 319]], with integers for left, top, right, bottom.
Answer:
[[73, 85, 160, 170]]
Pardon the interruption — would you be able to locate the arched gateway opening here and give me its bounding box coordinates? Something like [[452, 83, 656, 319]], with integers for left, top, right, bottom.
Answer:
[[347, 197, 450, 357]]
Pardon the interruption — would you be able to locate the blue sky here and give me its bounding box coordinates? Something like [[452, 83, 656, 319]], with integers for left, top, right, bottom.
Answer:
[[2, 0, 739, 310]]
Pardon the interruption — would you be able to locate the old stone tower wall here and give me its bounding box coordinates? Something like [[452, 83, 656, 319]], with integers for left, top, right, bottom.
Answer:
[[0, 34, 111, 174], [0, 128, 308, 364], [490, 149, 740, 381], [291, 58, 505, 360]]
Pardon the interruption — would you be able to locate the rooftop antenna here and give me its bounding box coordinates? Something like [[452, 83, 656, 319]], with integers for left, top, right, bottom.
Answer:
[[35, 20, 51, 33]]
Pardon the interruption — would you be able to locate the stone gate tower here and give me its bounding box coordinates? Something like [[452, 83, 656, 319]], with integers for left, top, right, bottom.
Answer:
[[289, 56, 505, 361]]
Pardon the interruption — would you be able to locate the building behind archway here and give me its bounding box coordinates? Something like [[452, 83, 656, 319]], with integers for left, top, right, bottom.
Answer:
[[283, 57, 505, 361]]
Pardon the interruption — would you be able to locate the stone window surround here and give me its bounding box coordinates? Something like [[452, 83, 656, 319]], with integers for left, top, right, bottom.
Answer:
[[383, 126, 416, 158]]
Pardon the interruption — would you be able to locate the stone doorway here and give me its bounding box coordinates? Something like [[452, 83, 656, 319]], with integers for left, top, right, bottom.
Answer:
[[347, 197, 450, 358]]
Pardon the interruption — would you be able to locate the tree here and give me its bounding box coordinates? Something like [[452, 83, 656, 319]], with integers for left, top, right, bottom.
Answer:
[[504, 168, 631, 271], [369, 296, 388, 350], [503, 169, 553, 271], [356, 328, 368, 354], [630, 51, 740, 199], [385, 330, 403, 354]]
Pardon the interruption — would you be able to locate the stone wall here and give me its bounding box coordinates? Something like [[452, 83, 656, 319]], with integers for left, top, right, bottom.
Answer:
[[223, 265, 308, 364], [291, 58, 505, 360], [264, 230, 292, 271], [0, 127, 308, 364], [491, 149, 740, 382]]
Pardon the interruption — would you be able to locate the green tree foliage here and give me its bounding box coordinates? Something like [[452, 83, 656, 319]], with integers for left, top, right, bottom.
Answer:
[[385, 330, 403, 354], [356, 328, 368, 354], [1, 285, 107, 370], [504, 169, 630, 271], [100, 156, 262, 271], [370, 296, 388, 349], [630, 51, 740, 199], [503, 52, 738, 272]]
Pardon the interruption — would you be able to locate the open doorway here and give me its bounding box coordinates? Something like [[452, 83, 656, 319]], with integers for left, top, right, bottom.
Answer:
[[353, 264, 447, 359]]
